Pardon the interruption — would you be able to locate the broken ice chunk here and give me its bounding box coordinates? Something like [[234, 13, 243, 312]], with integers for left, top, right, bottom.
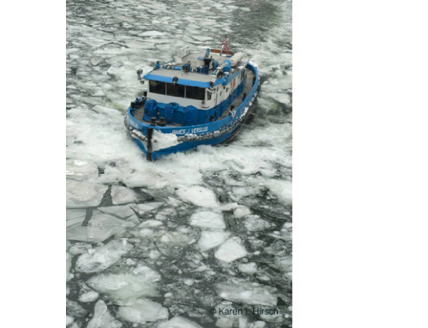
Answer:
[[75, 239, 133, 273], [176, 186, 219, 207], [215, 278, 278, 306], [157, 316, 203, 328], [244, 215, 272, 232], [131, 202, 163, 215], [78, 283, 99, 302], [87, 265, 161, 300], [219, 203, 238, 211], [66, 159, 98, 181], [158, 230, 196, 245], [67, 212, 136, 243], [139, 31, 165, 37], [198, 231, 230, 252], [111, 185, 137, 205], [66, 252, 73, 281], [66, 299, 87, 318], [79, 290, 99, 303], [90, 57, 103, 66], [66, 209, 86, 221], [238, 262, 257, 274], [215, 237, 247, 263], [117, 299, 168, 324], [87, 300, 122, 328], [233, 205, 251, 218], [138, 219, 163, 228], [66, 180, 108, 208], [189, 211, 225, 230], [66, 315, 74, 326], [97, 205, 136, 219]]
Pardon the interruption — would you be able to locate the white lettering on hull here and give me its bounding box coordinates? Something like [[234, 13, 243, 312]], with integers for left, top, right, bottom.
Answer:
[[172, 126, 208, 135]]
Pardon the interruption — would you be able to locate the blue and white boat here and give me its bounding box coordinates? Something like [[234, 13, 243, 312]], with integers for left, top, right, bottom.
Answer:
[[124, 45, 260, 160]]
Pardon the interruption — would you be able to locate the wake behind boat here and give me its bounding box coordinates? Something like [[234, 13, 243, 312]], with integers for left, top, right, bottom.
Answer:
[[124, 39, 260, 160]]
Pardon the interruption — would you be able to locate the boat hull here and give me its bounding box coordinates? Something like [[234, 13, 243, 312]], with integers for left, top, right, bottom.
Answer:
[[132, 125, 238, 160]]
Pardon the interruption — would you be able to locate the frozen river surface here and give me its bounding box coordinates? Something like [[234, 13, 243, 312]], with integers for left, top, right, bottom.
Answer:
[[66, 0, 292, 327]]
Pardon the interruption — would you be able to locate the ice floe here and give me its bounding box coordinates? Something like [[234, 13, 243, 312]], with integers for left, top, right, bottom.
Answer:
[[189, 211, 225, 230], [244, 215, 272, 232], [139, 31, 165, 37], [66, 299, 87, 318], [198, 231, 230, 252], [110, 185, 138, 205], [87, 300, 122, 328], [66, 159, 98, 181], [157, 316, 203, 328], [117, 299, 169, 324], [138, 219, 163, 228], [215, 278, 278, 306], [67, 211, 136, 243], [66, 315, 74, 326], [66, 252, 73, 281], [176, 186, 219, 207], [215, 237, 247, 262], [78, 283, 99, 303], [131, 202, 164, 215], [66, 180, 108, 208], [233, 205, 251, 218], [76, 239, 133, 273], [97, 205, 136, 219], [238, 262, 257, 274], [87, 264, 161, 300]]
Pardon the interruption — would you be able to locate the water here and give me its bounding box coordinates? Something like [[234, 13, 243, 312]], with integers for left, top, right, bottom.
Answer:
[[66, 0, 292, 327]]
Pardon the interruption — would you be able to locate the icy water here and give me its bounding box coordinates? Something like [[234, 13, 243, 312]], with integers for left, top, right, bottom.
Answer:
[[66, 0, 292, 327]]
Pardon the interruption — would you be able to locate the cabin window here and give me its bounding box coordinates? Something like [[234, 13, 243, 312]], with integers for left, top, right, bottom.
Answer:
[[149, 80, 166, 95], [186, 86, 205, 100], [167, 83, 185, 97], [206, 90, 212, 101]]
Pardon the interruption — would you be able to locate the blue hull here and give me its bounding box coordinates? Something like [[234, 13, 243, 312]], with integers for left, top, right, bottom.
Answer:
[[125, 61, 260, 160], [132, 125, 238, 160]]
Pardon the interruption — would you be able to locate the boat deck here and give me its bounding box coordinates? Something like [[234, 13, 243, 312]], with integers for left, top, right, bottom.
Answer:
[[132, 68, 254, 127]]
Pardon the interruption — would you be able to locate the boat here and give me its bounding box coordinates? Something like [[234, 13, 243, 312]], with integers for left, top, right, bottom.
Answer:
[[124, 43, 260, 160]]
